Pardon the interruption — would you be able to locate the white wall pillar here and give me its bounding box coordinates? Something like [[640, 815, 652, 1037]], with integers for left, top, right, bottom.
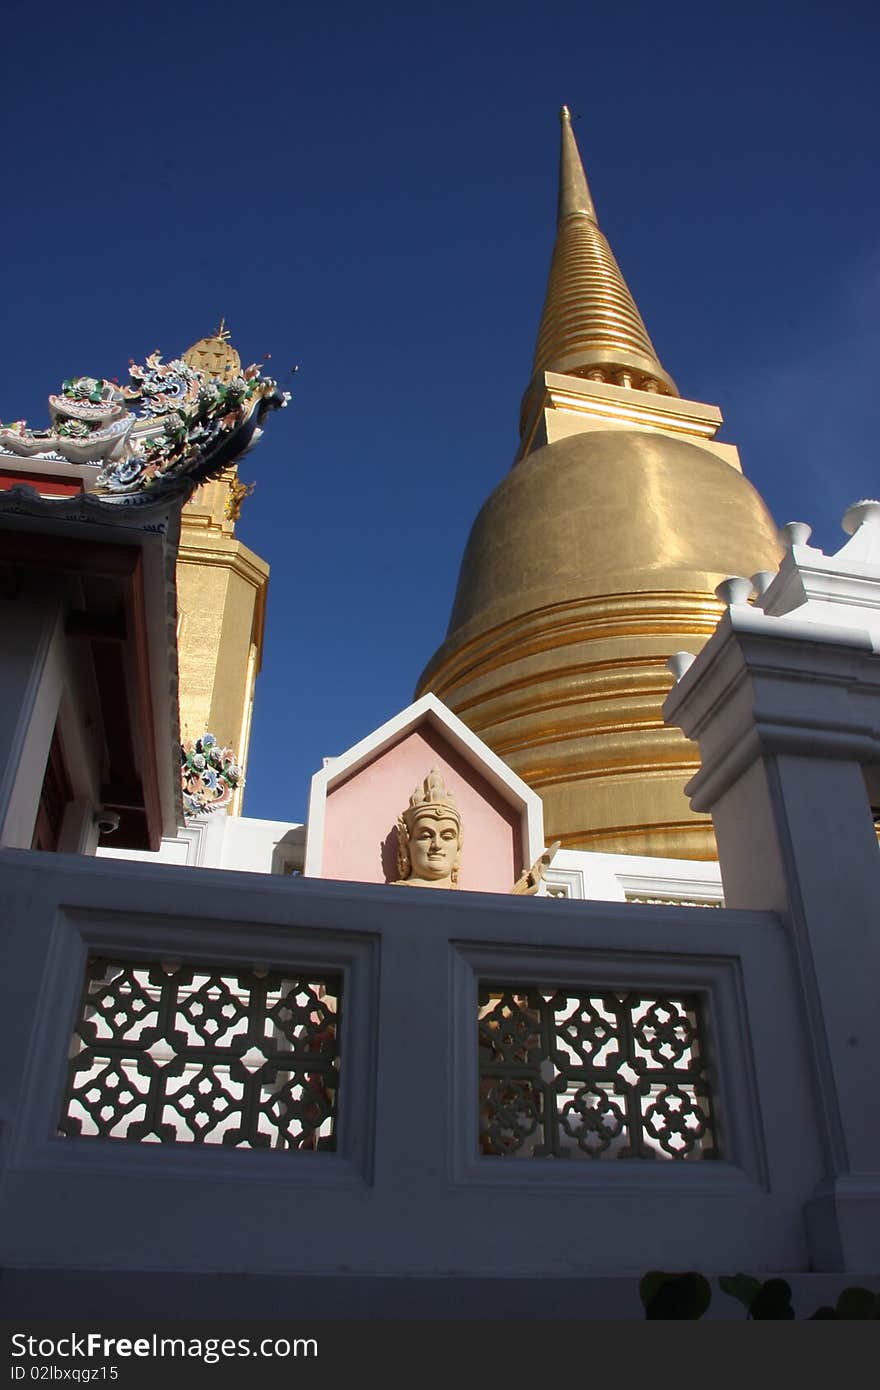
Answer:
[[665, 605, 880, 1270]]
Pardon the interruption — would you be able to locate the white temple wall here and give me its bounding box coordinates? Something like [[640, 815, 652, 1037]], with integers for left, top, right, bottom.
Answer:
[[101, 818, 724, 906], [99, 813, 305, 874], [0, 847, 845, 1303], [542, 848, 722, 905]]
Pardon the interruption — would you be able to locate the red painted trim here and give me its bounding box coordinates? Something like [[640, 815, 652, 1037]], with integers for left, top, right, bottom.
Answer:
[[0, 470, 84, 497]]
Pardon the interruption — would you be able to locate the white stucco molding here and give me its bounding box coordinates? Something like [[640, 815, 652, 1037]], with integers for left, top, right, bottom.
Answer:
[[304, 692, 545, 878], [664, 603, 880, 813], [759, 504, 880, 629], [541, 849, 723, 905]]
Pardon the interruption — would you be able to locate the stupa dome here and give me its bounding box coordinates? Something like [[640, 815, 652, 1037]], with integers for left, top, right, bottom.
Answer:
[[418, 429, 781, 859], [442, 430, 780, 639]]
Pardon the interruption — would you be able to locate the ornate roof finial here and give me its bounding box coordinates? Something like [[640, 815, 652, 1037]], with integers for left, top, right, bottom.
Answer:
[[215, 317, 231, 343]]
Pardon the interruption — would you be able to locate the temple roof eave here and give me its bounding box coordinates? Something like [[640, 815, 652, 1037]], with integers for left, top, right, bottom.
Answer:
[[0, 346, 288, 511]]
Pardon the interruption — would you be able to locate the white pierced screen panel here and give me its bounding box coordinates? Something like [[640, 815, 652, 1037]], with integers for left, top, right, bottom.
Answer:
[[478, 986, 719, 1160], [59, 957, 341, 1150]]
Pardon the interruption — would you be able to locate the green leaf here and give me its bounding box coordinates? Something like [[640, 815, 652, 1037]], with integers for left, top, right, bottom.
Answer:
[[835, 1287, 880, 1319], [640, 1271, 711, 1319], [750, 1278, 795, 1320], [640, 1271, 668, 1308], [719, 1273, 762, 1312]]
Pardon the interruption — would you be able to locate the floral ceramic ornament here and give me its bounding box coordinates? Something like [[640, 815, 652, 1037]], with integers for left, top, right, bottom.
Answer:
[[181, 733, 242, 816], [0, 348, 287, 497]]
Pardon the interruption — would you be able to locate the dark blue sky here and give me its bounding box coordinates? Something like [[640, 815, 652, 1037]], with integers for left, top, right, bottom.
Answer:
[[4, 0, 878, 822]]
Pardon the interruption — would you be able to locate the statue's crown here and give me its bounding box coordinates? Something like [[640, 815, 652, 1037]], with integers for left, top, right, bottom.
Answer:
[[402, 768, 460, 829]]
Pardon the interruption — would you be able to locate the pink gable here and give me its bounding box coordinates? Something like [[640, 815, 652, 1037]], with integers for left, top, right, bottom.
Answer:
[[320, 723, 523, 893]]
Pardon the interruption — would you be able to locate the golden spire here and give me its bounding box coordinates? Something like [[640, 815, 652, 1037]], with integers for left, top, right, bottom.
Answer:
[[557, 105, 596, 221], [524, 107, 678, 421]]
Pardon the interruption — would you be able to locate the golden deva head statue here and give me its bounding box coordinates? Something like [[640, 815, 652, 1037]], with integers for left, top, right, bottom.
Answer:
[[395, 768, 463, 889]]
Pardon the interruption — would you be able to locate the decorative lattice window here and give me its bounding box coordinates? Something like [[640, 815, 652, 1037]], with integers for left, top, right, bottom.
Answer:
[[478, 986, 719, 1160], [59, 958, 341, 1150]]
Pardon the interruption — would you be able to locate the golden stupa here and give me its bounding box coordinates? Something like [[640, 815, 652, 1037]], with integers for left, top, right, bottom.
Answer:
[[417, 109, 782, 860]]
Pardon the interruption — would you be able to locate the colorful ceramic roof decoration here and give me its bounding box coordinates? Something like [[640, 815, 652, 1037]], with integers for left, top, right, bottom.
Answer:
[[0, 349, 287, 505], [180, 734, 242, 816]]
